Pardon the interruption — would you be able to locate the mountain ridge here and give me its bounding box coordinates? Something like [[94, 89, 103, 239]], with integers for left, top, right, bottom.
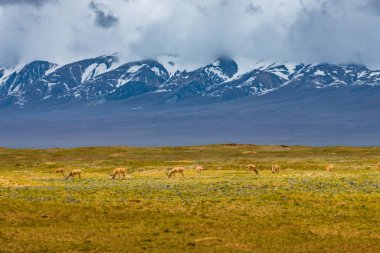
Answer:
[[0, 55, 379, 108]]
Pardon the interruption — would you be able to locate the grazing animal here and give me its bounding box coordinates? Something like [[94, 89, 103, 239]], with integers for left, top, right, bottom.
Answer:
[[271, 165, 280, 174], [195, 165, 204, 174], [65, 169, 82, 180], [326, 164, 334, 172], [247, 164, 259, 175], [109, 168, 126, 179], [166, 167, 185, 178], [55, 168, 65, 177], [377, 163, 380, 170]]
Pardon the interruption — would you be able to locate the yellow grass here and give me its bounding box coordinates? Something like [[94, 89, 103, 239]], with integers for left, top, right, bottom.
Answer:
[[0, 144, 379, 252]]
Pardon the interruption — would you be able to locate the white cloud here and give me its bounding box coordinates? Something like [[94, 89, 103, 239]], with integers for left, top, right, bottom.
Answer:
[[0, 0, 379, 68]]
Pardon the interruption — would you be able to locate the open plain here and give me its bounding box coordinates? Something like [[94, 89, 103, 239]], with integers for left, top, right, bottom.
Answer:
[[0, 145, 379, 252]]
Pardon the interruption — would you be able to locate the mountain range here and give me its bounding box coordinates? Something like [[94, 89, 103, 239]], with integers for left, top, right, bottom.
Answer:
[[1, 55, 379, 108], [1, 55, 380, 148]]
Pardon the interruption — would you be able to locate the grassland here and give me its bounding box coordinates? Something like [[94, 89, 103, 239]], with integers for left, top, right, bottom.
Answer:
[[0, 144, 379, 252]]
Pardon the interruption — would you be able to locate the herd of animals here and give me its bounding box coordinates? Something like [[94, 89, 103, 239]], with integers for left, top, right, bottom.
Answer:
[[55, 163, 380, 181]]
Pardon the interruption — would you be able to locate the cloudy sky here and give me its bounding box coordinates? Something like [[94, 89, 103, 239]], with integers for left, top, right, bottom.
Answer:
[[0, 0, 380, 68]]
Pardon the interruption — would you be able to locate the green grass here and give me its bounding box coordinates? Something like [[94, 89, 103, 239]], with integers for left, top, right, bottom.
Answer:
[[0, 145, 379, 252]]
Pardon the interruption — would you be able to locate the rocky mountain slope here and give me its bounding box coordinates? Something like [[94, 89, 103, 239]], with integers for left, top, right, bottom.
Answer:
[[1, 55, 379, 108]]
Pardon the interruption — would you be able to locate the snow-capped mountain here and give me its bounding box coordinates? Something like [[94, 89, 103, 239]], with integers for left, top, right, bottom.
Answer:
[[31, 55, 119, 103], [77, 59, 169, 101], [204, 69, 284, 99], [0, 55, 379, 108], [157, 57, 238, 101], [0, 61, 57, 106]]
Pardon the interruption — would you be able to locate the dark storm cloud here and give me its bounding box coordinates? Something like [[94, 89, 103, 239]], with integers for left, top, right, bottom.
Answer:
[[367, 0, 380, 14], [245, 3, 261, 14], [219, 0, 230, 7], [0, 0, 54, 6], [89, 1, 119, 29]]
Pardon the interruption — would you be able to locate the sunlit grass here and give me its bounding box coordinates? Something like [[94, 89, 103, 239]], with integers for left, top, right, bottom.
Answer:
[[0, 145, 379, 252]]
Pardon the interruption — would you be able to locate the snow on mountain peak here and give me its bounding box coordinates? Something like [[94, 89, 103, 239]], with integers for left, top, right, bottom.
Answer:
[[1, 55, 380, 107], [81, 62, 116, 83]]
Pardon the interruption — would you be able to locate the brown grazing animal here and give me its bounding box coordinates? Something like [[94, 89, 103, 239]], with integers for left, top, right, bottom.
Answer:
[[247, 164, 259, 175], [109, 168, 126, 179], [195, 165, 204, 174], [65, 169, 82, 180], [55, 168, 65, 177], [271, 165, 280, 174], [326, 164, 334, 172], [166, 167, 185, 178]]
